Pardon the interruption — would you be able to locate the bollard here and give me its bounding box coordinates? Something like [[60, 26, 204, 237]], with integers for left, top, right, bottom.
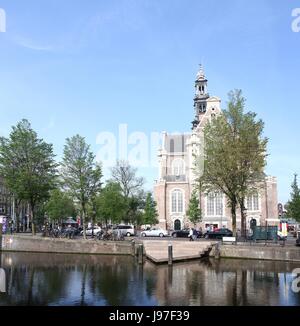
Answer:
[[138, 244, 144, 264], [131, 240, 136, 257], [168, 244, 173, 266], [0, 223, 2, 252]]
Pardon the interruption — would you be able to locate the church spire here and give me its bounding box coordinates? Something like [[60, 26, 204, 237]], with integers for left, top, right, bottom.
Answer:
[[196, 64, 205, 81], [192, 65, 210, 129]]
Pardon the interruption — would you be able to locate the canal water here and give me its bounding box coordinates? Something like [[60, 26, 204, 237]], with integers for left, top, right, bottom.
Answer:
[[0, 252, 299, 306]]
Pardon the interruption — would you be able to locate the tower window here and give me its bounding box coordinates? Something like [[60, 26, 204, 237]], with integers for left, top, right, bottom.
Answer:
[[247, 192, 259, 211], [206, 192, 223, 216], [170, 139, 175, 153], [171, 189, 184, 213], [172, 159, 185, 176]]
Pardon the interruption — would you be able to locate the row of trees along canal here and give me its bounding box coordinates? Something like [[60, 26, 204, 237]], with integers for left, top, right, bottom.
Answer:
[[0, 121, 159, 238], [1, 91, 299, 238]]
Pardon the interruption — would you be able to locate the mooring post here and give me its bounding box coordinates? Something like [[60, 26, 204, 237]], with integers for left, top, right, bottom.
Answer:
[[131, 240, 136, 256], [0, 223, 2, 252], [138, 244, 144, 264], [168, 244, 173, 266]]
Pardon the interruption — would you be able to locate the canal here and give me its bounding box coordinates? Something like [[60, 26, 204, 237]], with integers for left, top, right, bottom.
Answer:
[[0, 252, 299, 306]]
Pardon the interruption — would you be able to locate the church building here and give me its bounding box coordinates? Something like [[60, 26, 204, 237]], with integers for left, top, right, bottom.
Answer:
[[153, 66, 279, 232]]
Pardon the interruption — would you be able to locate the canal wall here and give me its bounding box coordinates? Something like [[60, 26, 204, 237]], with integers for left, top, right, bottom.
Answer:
[[210, 244, 300, 262], [0, 235, 132, 256]]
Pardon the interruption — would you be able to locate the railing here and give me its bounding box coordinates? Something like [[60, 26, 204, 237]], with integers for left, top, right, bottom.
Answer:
[[163, 175, 187, 182]]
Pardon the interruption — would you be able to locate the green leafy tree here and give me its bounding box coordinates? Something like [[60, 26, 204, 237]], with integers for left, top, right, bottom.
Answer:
[[196, 90, 267, 236], [61, 135, 102, 239], [45, 189, 76, 223], [187, 191, 202, 226], [142, 193, 159, 226], [95, 182, 127, 227], [286, 174, 300, 222], [0, 119, 57, 235]]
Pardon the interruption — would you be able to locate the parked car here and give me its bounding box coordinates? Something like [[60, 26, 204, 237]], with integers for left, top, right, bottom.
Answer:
[[80, 226, 102, 236], [171, 228, 202, 238], [113, 224, 135, 237], [141, 228, 168, 238], [204, 228, 233, 239], [296, 231, 300, 246]]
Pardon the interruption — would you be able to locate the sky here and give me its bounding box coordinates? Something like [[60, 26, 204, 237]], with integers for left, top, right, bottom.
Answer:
[[0, 0, 300, 204]]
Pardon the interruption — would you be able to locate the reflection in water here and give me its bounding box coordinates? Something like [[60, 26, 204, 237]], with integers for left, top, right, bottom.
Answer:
[[0, 252, 299, 306]]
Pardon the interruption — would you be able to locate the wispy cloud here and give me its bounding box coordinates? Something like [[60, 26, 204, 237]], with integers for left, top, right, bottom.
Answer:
[[42, 117, 56, 132], [14, 36, 54, 52]]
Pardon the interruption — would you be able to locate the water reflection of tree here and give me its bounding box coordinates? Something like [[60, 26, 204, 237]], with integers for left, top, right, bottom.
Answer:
[[2, 264, 70, 305], [89, 258, 133, 306]]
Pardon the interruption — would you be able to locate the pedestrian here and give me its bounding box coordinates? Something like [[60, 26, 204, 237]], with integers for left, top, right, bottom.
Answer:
[[189, 228, 194, 241], [193, 228, 197, 241]]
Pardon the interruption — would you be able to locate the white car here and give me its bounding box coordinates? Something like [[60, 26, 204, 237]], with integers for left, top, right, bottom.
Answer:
[[141, 228, 168, 238], [81, 226, 102, 236]]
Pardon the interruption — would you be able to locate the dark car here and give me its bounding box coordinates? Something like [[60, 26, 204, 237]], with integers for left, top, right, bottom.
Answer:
[[296, 232, 300, 246], [204, 228, 233, 239], [171, 228, 202, 238]]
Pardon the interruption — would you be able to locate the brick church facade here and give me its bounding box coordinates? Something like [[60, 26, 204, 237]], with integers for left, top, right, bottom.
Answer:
[[154, 66, 279, 232]]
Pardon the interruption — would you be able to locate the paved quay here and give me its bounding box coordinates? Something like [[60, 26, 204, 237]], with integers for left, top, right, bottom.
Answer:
[[140, 240, 216, 264]]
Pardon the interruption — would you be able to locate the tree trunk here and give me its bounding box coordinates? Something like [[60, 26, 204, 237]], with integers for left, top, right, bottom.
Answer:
[[30, 203, 36, 236], [82, 204, 86, 240], [240, 198, 246, 239], [231, 199, 237, 237]]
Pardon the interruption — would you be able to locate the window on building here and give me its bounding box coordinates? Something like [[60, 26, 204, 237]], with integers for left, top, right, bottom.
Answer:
[[206, 192, 223, 216], [247, 192, 259, 211], [172, 159, 184, 176], [171, 190, 184, 213], [170, 139, 175, 153]]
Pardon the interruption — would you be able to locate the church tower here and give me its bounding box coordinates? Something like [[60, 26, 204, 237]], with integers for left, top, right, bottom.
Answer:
[[192, 65, 210, 129]]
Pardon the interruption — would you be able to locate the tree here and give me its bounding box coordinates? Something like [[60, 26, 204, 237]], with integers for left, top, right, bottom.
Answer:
[[111, 160, 144, 198], [45, 189, 76, 223], [196, 90, 267, 236], [187, 191, 202, 226], [286, 174, 300, 222], [142, 193, 159, 226], [61, 135, 102, 239], [0, 119, 57, 235], [95, 182, 126, 227], [111, 160, 145, 223]]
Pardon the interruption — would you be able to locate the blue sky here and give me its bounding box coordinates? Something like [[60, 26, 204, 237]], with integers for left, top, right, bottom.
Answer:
[[0, 0, 299, 204]]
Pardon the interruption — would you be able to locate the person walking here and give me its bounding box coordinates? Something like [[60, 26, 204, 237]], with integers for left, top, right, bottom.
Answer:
[[189, 228, 194, 241]]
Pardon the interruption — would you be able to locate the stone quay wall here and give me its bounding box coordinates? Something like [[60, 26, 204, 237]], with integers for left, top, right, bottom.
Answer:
[[0, 235, 132, 256], [210, 244, 300, 262]]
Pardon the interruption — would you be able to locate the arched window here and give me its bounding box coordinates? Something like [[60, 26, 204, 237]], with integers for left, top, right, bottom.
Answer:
[[247, 192, 259, 211], [171, 190, 184, 213], [172, 159, 184, 176], [206, 192, 223, 216]]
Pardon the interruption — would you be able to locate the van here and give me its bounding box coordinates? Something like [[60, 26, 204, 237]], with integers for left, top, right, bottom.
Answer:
[[113, 224, 135, 237]]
